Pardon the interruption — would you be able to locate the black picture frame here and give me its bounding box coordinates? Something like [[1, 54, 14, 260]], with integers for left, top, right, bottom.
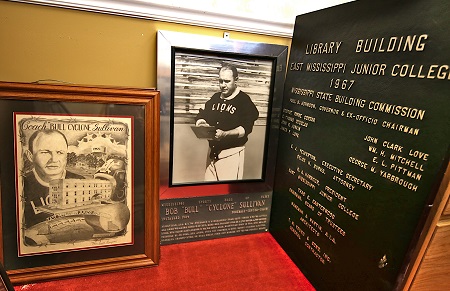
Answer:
[[157, 30, 287, 199]]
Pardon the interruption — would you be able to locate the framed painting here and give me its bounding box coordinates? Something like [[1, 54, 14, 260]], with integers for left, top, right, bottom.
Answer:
[[0, 82, 159, 284], [158, 30, 288, 199]]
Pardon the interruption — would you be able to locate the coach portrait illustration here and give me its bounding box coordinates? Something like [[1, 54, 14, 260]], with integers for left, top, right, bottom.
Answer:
[[195, 64, 259, 181], [23, 129, 84, 227]]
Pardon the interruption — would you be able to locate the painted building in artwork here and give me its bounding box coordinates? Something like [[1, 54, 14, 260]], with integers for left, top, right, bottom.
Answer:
[[49, 178, 113, 208], [91, 145, 108, 163]]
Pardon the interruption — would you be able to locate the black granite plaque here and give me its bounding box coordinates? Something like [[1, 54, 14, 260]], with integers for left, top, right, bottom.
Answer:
[[161, 192, 271, 245], [270, 0, 449, 290]]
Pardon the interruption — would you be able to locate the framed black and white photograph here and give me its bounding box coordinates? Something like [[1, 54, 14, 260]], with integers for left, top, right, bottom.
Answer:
[[158, 30, 288, 198], [0, 82, 160, 284], [172, 52, 273, 184]]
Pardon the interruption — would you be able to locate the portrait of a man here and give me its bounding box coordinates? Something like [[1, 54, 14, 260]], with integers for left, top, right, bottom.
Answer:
[[195, 64, 259, 181], [23, 129, 84, 227], [171, 52, 273, 185]]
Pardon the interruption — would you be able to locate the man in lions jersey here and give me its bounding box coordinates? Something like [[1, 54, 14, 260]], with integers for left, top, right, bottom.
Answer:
[[195, 64, 259, 181]]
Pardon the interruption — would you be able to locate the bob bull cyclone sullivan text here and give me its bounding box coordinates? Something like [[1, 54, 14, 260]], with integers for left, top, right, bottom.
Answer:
[[14, 113, 133, 256]]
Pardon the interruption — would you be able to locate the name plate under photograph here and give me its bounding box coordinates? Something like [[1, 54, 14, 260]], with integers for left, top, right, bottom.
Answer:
[[270, 0, 449, 290], [161, 192, 270, 244]]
